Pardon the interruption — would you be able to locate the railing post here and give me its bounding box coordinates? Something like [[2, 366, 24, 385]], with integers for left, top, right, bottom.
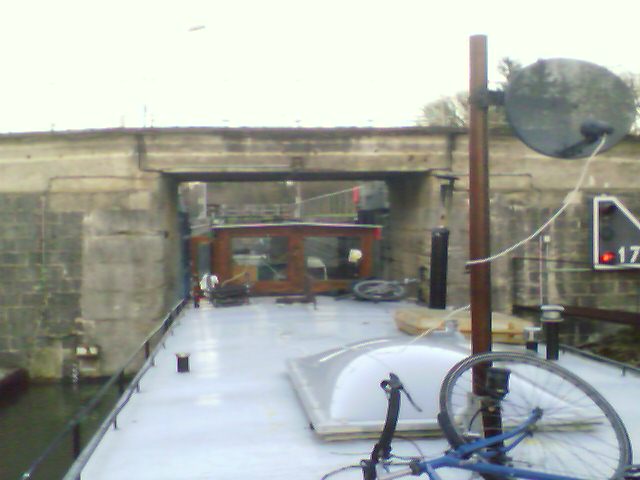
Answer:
[[118, 371, 126, 395], [72, 424, 81, 459], [144, 341, 151, 359]]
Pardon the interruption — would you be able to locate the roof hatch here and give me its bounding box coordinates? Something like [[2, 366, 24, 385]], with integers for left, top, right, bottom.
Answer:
[[286, 327, 469, 439]]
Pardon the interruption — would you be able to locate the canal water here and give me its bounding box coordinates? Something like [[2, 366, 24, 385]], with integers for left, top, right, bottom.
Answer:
[[0, 382, 119, 480]]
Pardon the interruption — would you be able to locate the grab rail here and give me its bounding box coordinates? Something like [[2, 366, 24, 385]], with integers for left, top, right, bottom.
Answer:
[[559, 343, 640, 377], [19, 298, 187, 480]]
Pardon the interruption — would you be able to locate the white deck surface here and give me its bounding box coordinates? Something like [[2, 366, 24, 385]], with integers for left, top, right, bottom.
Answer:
[[79, 298, 640, 480]]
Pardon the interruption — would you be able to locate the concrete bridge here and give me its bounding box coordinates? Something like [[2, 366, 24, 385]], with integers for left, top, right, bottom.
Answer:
[[1, 127, 639, 379]]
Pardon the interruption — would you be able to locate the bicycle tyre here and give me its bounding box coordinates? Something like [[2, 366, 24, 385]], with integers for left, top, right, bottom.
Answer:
[[439, 351, 631, 480], [353, 280, 406, 302]]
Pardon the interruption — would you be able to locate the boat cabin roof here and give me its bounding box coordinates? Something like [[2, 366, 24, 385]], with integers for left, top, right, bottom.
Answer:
[[209, 222, 382, 231]]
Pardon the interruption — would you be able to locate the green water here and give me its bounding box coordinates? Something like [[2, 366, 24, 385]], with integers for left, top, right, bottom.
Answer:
[[0, 383, 119, 480]]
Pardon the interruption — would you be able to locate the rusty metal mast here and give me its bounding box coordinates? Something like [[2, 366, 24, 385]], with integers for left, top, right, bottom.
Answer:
[[468, 35, 492, 354]]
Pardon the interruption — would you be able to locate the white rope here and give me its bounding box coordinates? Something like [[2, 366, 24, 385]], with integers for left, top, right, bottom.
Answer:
[[295, 184, 364, 205], [466, 135, 608, 266], [401, 304, 471, 350]]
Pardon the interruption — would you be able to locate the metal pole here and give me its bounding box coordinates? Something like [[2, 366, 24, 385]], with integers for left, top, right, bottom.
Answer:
[[118, 371, 126, 395], [72, 423, 81, 459], [468, 35, 493, 354]]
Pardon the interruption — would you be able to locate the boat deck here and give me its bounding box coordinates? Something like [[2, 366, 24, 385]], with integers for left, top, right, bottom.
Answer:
[[78, 298, 640, 480]]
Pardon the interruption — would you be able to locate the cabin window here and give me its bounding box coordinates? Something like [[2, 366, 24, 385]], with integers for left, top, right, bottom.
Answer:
[[303, 236, 361, 280], [230, 236, 289, 281], [207, 223, 378, 294], [195, 242, 212, 278]]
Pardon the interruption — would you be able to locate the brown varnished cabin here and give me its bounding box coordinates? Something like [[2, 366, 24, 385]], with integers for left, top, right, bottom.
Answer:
[[191, 223, 381, 295]]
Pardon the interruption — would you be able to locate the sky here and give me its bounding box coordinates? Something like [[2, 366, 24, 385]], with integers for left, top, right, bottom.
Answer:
[[2, 0, 640, 132]]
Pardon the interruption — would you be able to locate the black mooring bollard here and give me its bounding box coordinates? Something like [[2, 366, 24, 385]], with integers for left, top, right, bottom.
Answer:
[[429, 227, 449, 309], [176, 353, 190, 373]]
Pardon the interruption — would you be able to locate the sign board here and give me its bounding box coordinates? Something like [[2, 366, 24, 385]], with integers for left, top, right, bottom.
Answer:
[[592, 195, 640, 270]]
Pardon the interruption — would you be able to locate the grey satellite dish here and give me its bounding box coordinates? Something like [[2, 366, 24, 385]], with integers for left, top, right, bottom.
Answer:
[[505, 58, 636, 159]]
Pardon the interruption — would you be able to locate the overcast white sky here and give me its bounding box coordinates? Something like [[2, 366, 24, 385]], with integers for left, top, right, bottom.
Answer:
[[2, 0, 640, 132]]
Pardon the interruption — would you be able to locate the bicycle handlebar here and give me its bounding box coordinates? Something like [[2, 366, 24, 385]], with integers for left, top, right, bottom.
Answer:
[[362, 374, 403, 480], [362, 374, 425, 480]]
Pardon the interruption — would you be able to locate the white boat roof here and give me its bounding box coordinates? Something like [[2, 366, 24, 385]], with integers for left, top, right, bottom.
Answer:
[[75, 298, 640, 480]]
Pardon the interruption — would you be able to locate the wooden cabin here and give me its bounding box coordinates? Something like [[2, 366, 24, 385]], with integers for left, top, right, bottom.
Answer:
[[191, 223, 381, 295]]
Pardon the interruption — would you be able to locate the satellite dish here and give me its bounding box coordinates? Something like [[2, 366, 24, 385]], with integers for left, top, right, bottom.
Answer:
[[505, 59, 636, 159]]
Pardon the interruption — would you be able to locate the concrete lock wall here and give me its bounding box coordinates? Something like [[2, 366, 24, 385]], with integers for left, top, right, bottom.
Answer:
[[0, 127, 639, 379], [387, 133, 640, 314], [0, 131, 183, 379]]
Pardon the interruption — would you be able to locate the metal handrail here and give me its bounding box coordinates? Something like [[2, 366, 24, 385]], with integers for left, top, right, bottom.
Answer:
[[19, 298, 187, 480], [559, 343, 640, 377]]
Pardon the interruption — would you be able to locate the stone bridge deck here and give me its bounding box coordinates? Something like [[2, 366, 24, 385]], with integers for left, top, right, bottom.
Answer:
[[138, 127, 458, 181]]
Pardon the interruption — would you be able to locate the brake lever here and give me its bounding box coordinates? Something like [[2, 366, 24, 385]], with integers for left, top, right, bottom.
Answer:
[[381, 374, 422, 413]]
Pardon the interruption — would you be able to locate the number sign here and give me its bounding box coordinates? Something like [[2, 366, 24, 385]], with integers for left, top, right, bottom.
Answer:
[[592, 195, 640, 270]]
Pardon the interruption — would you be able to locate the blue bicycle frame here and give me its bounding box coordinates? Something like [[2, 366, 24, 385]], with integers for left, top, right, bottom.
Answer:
[[377, 409, 581, 480]]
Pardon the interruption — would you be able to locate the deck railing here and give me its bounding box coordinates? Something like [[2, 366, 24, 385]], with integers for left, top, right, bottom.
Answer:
[[559, 343, 640, 377], [19, 298, 188, 480]]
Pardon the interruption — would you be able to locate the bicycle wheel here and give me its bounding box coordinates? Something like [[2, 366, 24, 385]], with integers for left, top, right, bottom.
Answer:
[[439, 351, 631, 480], [352, 280, 406, 301]]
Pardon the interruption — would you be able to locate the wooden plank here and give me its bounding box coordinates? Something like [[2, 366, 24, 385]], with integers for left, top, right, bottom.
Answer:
[[395, 307, 533, 344]]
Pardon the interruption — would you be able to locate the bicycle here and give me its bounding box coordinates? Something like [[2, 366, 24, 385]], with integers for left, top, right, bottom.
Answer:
[[353, 278, 419, 302], [361, 351, 634, 480]]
